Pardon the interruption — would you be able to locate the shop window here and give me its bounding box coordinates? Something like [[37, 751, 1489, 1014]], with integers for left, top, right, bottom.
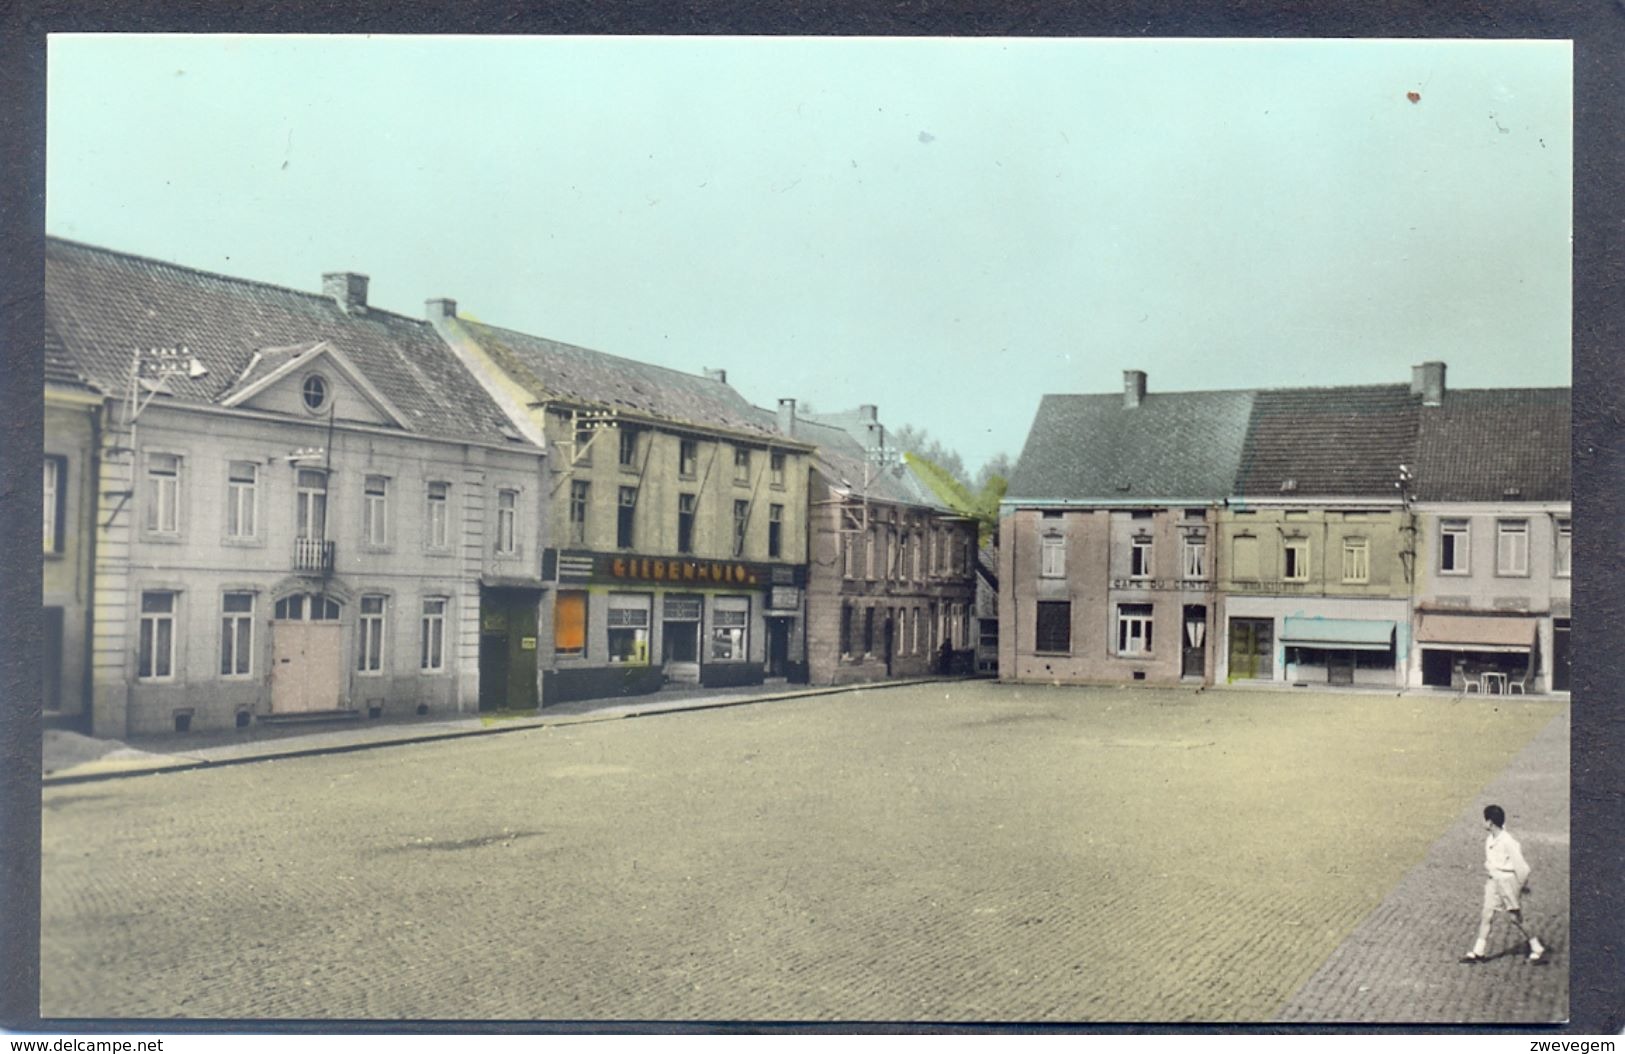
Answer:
[[1117, 603, 1154, 655], [1035, 601, 1071, 654], [711, 596, 749, 661], [607, 593, 651, 664], [555, 591, 588, 658]]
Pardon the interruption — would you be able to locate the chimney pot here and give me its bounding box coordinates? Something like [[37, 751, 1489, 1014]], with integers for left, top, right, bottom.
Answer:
[[703, 367, 728, 384], [776, 397, 797, 437], [323, 272, 369, 313], [1123, 369, 1147, 409], [425, 297, 457, 320], [1411, 361, 1447, 406]]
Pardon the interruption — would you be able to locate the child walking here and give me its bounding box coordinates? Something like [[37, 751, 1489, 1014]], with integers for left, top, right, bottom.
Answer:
[[1460, 804, 1547, 964]]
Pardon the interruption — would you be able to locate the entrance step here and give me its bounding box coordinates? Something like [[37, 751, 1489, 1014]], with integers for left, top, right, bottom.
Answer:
[[258, 709, 363, 726]]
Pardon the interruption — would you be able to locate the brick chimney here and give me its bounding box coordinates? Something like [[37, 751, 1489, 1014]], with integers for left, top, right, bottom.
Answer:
[[1123, 369, 1147, 409], [425, 298, 457, 320], [859, 404, 878, 422], [704, 367, 728, 384], [323, 272, 369, 314], [777, 398, 797, 437], [1411, 361, 1446, 407]]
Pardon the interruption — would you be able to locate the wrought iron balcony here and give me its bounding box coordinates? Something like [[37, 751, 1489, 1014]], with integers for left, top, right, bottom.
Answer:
[[293, 537, 335, 573]]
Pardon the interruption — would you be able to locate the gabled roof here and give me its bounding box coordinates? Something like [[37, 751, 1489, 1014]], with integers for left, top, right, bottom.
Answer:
[[44, 238, 525, 446], [1006, 388, 1257, 502], [454, 319, 785, 440], [1234, 385, 1420, 499], [217, 340, 411, 429], [1413, 388, 1570, 502], [794, 412, 956, 514]]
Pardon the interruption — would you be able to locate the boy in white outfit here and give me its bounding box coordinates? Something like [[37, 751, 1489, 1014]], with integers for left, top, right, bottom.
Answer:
[[1460, 804, 1547, 964]]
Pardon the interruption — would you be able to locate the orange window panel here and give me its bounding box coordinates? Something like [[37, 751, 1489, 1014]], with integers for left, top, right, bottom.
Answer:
[[555, 591, 587, 654]]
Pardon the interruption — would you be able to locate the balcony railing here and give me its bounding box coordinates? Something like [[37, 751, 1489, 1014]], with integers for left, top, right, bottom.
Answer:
[[294, 537, 335, 573]]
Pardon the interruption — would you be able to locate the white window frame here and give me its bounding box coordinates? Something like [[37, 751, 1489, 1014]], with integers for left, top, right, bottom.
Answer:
[[1440, 519, 1470, 575], [43, 457, 62, 554], [496, 488, 519, 554], [711, 595, 750, 662], [144, 452, 182, 534], [1282, 537, 1310, 582], [1555, 518, 1571, 578], [426, 481, 450, 549], [1130, 538, 1154, 580], [420, 597, 448, 672], [770, 451, 786, 489], [1342, 537, 1370, 584], [138, 591, 178, 681], [569, 481, 589, 546], [363, 475, 389, 547], [1496, 519, 1529, 577], [226, 461, 258, 540], [357, 595, 386, 674], [733, 446, 751, 485], [1181, 536, 1207, 580], [1040, 532, 1066, 578], [607, 592, 653, 665], [220, 592, 255, 679], [1116, 603, 1154, 656], [295, 468, 328, 541]]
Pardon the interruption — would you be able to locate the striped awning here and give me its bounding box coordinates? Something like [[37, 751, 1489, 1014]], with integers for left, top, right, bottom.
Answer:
[[1281, 617, 1395, 652], [1416, 613, 1537, 653]]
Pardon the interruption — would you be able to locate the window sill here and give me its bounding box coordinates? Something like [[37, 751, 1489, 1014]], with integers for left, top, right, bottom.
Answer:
[[1032, 650, 1071, 657], [140, 534, 186, 545], [221, 537, 267, 548], [44, 550, 65, 560]]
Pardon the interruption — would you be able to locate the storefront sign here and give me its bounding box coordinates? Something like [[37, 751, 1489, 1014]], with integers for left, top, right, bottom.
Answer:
[[1109, 578, 1216, 592], [520, 636, 537, 650], [769, 586, 800, 611], [546, 549, 806, 589]]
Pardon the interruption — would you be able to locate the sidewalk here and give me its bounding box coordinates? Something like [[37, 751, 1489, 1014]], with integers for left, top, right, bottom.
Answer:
[[42, 677, 949, 786]]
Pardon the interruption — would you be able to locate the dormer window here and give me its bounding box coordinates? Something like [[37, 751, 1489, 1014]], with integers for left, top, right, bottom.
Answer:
[[302, 373, 330, 413]]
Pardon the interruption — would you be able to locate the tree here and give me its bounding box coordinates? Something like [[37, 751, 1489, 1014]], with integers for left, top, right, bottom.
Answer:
[[973, 452, 1014, 493], [905, 451, 1007, 549], [888, 424, 968, 486]]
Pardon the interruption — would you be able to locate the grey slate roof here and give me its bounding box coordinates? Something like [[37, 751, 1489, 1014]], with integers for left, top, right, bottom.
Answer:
[[44, 315, 97, 391], [457, 319, 784, 440], [791, 416, 952, 511], [45, 238, 523, 446], [1006, 389, 1257, 502], [1414, 388, 1570, 502], [1234, 385, 1420, 499]]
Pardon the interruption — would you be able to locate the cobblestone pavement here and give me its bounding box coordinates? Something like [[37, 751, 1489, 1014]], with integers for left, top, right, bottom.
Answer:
[[40, 684, 1567, 1024], [1277, 707, 1569, 1023]]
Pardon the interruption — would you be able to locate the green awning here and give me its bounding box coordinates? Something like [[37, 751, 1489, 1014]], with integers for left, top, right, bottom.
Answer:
[[1281, 617, 1395, 652]]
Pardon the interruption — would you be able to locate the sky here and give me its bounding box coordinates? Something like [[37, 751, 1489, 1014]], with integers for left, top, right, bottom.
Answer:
[[46, 35, 1572, 476]]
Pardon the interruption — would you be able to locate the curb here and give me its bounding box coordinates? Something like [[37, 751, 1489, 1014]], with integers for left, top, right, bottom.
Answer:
[[42, 677, 952, 788]]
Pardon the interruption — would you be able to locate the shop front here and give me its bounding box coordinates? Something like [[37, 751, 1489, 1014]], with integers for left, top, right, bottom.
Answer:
[[1416, 612, 1540, 693], [541, 548, 806, 704]]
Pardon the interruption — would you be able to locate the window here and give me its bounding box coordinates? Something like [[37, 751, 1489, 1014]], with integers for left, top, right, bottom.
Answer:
[[1496, 520, 1529, 576], [1040, 532, 1066, 578], [573, 424, 593, 464], [912, 532, 923, 581], [711, 596, 749, 661], [678, 494, 696, 554], [1555, 518, 1571, 577], [1036, 601, 1071, 653], [913, 607, 923, 654], [733, 499, 749, 558], [301, 373, 329, 412], [1130, 537, 1154, 579], [1232, 535, 1260, 579], [863, 607, 875, 656], [43, 456, 65, 553], [296, 469, 328, 540], [768, 503, 784, 558], [733, 446, 751, 485], [1440, 519, 1470, 574], [220, 593, 254, 678], [617, 486, 637, 549], [138, 591, 176, 680], [420, 598, 447, 672], [357, 596, 386, 673], [555, 591, 587, 657], [1182, 536, 1207, 579], [1117, 603, 1154, 655], [679, 439, 699, 478], [770, 452, 786, 488], [363, 475, 388, 546], [1342, 538, 1370, 583], [495, 489, 518, 554], [274, 592, 340, 620], [426, 481, 450, 548], [607, 593, 651, 664], [896, 532, 909, 582], [1283, 537, 1309, 582], [618, 428, 638, 468], [569, 481, 589, 546], [144, 453, 181, 533], [840, 603, 854, 656], [866, 527, 878, 580]]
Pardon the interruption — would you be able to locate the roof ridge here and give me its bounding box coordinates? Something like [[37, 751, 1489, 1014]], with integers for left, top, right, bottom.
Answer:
[[45, 234, 433, 331]]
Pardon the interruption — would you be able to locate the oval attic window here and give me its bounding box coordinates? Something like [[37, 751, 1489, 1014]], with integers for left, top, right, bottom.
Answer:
[[302, 374, 329, 412]]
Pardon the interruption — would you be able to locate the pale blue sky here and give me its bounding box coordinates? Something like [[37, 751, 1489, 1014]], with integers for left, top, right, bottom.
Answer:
[[47, 35, 1572, 473]]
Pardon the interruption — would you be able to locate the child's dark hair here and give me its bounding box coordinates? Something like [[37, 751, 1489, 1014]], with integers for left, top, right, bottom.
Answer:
[[1484, 804, 1506, 827]]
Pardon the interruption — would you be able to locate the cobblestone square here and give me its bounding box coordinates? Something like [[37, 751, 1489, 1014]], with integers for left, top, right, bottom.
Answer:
[[41, 684, 1568, 1023]]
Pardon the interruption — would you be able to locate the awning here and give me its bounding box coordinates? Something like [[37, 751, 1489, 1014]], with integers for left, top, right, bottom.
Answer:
[[1281, 617, 1395, 652], [1416, 613, 1536, 653]]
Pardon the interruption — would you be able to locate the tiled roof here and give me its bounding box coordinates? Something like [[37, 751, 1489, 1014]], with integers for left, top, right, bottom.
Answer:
[[44, 238, 524, 446], [1006, 389, 1257, 502], [793, 416, 950, 511], [44, 315, 96, 391], [456, 319, 783, 439], [1234, 385, 1420, 499], [1414, 388, 1570, 502]]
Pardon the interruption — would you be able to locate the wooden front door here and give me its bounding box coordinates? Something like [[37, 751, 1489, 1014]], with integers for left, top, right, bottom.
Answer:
[[1181, 606, 1206, 678], [271, 622, 343, 713], [1228, 617, 1273, 681]]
